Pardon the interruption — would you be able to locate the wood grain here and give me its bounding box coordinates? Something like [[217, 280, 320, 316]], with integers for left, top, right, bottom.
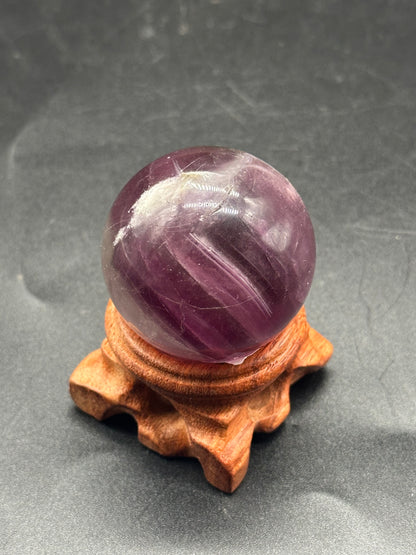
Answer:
[[70, 300, 333, 492]]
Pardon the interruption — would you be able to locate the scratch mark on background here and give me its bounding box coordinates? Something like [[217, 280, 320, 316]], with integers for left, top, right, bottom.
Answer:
[[226, 80, 256, 108], [375, 241, 411, 320], [377, 359, 398, 418], [6, 134, 20, 181], [378, 359, 394, 383], [177, 0, 190, 35], [353, 337, 365, 370], [351, 62, 408, 99], [357, 262, 373, 331], [349, 225, 416, 237], [213, 98, 245, 124], [142, 110, 180, 123]]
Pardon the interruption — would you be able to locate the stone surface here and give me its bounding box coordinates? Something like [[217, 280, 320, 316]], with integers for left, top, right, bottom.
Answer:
[[102, 146, 316, 364]]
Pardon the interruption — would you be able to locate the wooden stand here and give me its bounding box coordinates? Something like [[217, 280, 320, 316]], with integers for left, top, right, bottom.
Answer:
[[70, 300, 332, 492]]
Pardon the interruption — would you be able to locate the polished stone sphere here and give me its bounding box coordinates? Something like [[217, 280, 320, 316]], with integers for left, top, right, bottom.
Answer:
[[102, 146, 316, 364]]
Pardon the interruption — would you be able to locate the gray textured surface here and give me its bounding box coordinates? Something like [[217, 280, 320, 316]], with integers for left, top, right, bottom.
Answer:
[[1, 1, 415, 553]]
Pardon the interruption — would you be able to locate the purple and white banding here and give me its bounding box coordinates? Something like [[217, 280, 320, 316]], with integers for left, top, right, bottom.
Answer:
[[102, 146, 316, 364]]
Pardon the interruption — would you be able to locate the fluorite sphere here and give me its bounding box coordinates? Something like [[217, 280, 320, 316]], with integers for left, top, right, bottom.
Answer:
[[102, 146, 316, 364]]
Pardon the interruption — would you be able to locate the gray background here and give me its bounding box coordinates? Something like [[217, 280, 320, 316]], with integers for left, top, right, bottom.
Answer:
[[1, 1, 415, 553]]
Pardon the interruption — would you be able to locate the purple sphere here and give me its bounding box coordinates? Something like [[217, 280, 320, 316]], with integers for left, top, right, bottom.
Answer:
[[102, 147, 316, 364]]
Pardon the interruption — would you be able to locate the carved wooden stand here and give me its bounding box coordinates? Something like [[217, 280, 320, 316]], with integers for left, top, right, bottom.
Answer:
[[70, 300, 332, 492]]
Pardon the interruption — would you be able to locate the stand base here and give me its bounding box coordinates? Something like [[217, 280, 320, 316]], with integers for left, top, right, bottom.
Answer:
[[70, 301, 332, 492]]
